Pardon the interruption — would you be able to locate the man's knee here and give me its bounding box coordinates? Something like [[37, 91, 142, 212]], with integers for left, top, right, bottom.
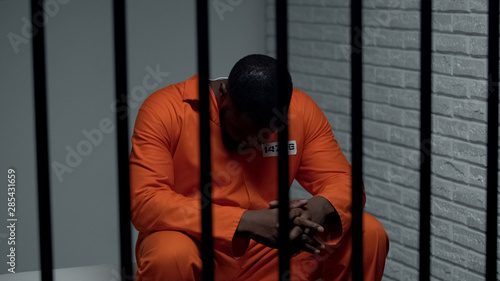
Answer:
[[363, 213, 389, 255], [137, 231, 201, 280]]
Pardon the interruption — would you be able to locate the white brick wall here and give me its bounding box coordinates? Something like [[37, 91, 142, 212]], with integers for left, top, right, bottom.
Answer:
[[266, 0, 500, 280]]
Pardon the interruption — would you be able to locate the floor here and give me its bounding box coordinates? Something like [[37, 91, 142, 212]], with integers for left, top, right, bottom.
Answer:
[[0, 263, 138, 281]]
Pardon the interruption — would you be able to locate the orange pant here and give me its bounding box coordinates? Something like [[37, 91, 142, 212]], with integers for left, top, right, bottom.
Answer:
[[135, 212, 389, 281]]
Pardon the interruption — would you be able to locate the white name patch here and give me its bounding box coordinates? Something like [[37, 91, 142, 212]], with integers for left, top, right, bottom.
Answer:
[[261, 140, 297, 157]]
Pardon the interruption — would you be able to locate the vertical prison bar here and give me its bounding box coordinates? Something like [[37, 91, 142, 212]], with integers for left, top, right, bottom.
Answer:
[[31, 1, 54, 280], [350, 0, 364, 280], [112, 0, 134, 279], [276, 0, 291, 279], [419, 0, 432, 281], [196, 0, 215, 280], [486, 0, 499, 279]]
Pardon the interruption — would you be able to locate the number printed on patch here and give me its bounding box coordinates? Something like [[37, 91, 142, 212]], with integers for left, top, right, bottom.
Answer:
[[261, 140, 297, 157]]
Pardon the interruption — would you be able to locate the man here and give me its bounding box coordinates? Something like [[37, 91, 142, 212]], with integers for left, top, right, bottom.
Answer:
[[130, 54, 389, 281]]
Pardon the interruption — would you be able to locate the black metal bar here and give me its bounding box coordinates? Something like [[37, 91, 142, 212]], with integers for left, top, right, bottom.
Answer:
[[486, 0, 499, 279], [31, 1, 54, 280], [350, 0, 364, 280], [112, 1, 133, 279], [276, 0, 291, 279], [196, 0, 214, 280], [419, 0, 432, 280]]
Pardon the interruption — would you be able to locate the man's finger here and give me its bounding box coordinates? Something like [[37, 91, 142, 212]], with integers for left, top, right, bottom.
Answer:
[[289, 208, 302, 220], [269, 198, 308, 209], [289, 207, 312, 222], [302, 243, 324, 254], [301, 242, 319, 254], [289, 225, 304, 241], [293, 217, 324, 233], [302, 233, 325, 251], [289, 199, 309, 209], [291, 232, 326, 255], [314, 236, 326, 250], [293, 233, 324, 254]]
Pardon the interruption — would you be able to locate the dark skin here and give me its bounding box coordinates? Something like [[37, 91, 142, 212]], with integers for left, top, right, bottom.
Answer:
[[209, 80, 340, 255]]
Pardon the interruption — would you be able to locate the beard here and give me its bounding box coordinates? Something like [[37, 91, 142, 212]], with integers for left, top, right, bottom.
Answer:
[[219, 108, 241, 153]]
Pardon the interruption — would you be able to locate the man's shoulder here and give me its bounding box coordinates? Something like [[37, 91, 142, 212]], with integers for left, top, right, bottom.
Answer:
[[290, 88, 319, 113], [289, 88, 330, 130]]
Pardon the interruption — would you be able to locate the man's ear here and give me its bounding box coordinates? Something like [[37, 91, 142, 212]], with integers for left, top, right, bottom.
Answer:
[[220, 82, 229, 103]]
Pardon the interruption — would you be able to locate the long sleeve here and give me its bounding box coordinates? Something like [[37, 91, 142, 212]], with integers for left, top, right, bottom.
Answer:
[[294, 94, 366, 245], [129, 103, 247, 257]]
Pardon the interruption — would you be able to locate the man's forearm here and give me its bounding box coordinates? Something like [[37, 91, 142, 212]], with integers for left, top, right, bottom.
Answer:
[[235, 210, 252, 238], [307, 196, 336, 224], [308, 196, 342, 240]]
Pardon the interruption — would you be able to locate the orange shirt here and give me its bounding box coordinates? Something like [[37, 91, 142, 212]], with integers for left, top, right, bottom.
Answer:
[[129, 75, 364, 258]]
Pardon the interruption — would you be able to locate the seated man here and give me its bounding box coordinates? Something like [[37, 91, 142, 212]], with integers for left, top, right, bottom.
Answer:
[[130, 54, 389, 281]]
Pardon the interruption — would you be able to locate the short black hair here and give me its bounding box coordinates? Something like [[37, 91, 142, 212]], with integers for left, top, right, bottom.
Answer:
[[228, 54, 293, 128]]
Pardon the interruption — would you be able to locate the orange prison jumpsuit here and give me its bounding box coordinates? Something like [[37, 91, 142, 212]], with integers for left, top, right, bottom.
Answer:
[[130, 75, 389, 281]]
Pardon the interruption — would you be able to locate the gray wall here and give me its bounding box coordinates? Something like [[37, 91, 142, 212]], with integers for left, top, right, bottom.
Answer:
[[0, 0, 266, 274], [267, 0, 500, 280]]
